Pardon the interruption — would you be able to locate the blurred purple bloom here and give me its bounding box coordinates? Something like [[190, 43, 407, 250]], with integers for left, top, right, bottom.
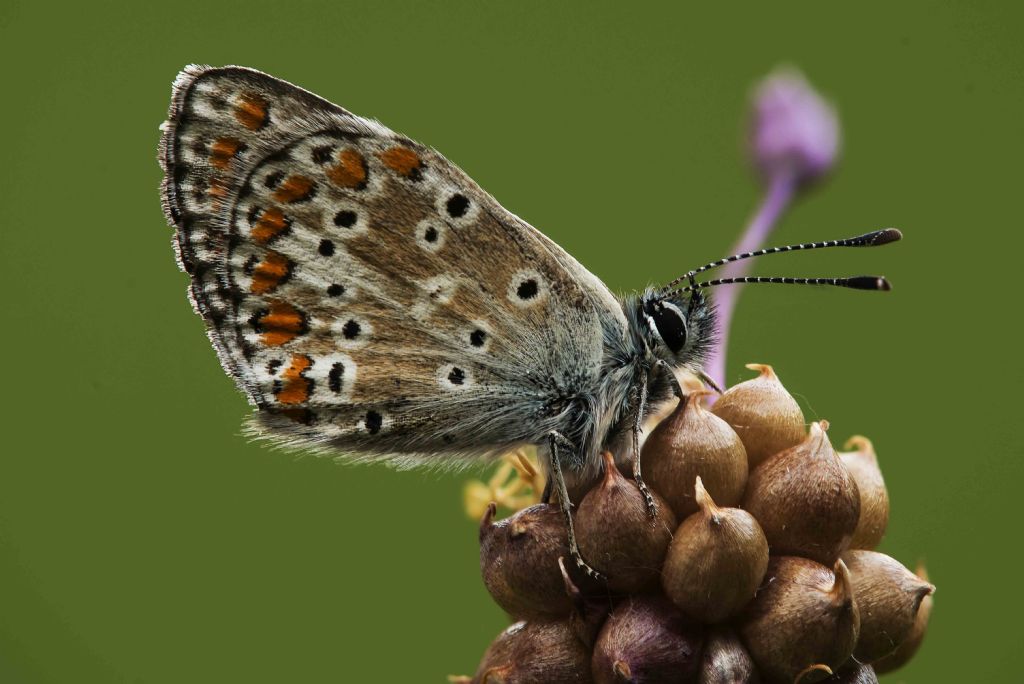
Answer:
[[706, 69, 841, 390], [751, 68, 840, 187]]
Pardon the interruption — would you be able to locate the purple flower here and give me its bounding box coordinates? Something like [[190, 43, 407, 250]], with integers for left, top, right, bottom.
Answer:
[[706, 69, 841, 389], [751, 68, 840, 187]]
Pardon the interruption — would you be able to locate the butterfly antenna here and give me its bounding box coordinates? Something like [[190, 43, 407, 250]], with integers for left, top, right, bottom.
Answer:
[[662, 274, 892, 299], [658, 228, 902, 295]]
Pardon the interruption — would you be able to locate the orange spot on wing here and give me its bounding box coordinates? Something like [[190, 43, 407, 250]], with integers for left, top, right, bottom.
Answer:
[[208, 177, 229, 198], [250, 251, 292, 294], [276, 354, 313, 404], [272, 175, 316, 203], [256, 301, 306, 347], [379, 146, 423, 178], [326, 148, 367, 189], [251, 207, 290, 244], [235, 92, 268, 130], [209, 137, 244, 169], [207, 176, 230, 210]]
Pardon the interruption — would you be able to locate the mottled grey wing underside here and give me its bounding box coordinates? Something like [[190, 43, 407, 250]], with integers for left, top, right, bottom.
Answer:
[[159, 65, 622, 467]]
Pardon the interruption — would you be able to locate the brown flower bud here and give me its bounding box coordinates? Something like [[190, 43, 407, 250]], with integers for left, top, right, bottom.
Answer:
[[559, 557, 611, 649], [841, 550, 935, 663], [739, 557, 860, 684], [873, 563, 934, 674], [711, 364, 805, 467], [576, 452, 677, 593], [641, 391, 749, 519], [592, 595, 704, 683], [662, 477, 769, 623], [471, 619, 591, 683], [743, 421, 860, 566], [479, 503, 572, 619], [838, 436, 889, 550], [699, 628, 760, 684]]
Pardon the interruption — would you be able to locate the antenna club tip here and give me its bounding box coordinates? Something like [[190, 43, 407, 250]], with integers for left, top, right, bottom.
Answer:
[[848, 275, 892, 291], [871, 228, 903, 245]]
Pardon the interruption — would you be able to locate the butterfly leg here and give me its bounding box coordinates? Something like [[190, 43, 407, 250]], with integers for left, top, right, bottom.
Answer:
[[698, 369, 724, 394], [630, 379, 660, 520], [654, 359, 685, 399], [547, 431, 606, 583], [540, 477, 553, 505]]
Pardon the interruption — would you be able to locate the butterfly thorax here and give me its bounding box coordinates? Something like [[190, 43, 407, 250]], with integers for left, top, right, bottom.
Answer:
[[568, 290, 715, 473]]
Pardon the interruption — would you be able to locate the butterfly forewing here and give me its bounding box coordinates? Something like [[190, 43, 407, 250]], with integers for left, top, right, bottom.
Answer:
[[159, 66, 625, 465]]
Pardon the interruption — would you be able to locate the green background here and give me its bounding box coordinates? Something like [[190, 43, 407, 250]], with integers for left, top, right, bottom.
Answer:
[[1, 1, 1020, 681]]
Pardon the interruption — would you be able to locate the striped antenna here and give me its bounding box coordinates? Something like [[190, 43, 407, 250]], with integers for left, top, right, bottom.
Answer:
[[662, 274, 892, 299], [659, 228, 902, 295]]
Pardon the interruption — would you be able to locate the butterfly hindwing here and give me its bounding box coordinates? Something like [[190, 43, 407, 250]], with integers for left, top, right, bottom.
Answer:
[[160, 65, 626, 466]]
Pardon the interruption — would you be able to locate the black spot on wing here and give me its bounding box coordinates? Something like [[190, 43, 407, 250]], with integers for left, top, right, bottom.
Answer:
[[446, 193, 469, 218], [342, 320, 361, 339], [365, 410, 382, 434], [311, 145, 335, 164], [328, 362, 344, 393], [517, 279, 538, 299], [333, 210, 357, 228]]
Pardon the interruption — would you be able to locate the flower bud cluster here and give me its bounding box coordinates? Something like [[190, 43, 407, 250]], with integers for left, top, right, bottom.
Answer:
[[457, 364, 934, 684]]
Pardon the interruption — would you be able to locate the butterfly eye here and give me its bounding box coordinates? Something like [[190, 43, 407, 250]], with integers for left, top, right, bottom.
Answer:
[[645, 300, 688, 353]]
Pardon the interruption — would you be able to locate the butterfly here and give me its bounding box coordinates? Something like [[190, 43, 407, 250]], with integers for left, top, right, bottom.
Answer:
[[158, 65, 898, 578]]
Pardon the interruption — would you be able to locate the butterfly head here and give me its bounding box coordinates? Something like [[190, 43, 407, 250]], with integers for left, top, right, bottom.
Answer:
[[634, 289, 716, 371]]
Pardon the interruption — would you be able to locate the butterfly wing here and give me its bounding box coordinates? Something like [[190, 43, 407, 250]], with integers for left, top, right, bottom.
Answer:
[[159, 65, 628, 467]]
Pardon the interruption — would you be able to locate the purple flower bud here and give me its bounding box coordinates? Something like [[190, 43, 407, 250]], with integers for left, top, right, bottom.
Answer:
[[705, 68, 842, 390], [750, 69, 840, 186]]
